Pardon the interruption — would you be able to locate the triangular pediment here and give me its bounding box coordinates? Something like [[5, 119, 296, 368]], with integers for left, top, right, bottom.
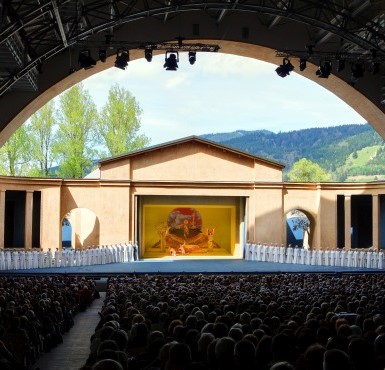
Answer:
[[99, 136, 284, 182]]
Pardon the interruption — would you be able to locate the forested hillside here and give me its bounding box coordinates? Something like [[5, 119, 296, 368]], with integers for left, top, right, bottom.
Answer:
[[201, 124, 385, 181]]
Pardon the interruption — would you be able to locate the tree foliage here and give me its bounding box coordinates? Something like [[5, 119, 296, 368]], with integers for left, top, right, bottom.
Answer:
[[0, 126, 32, 176], [0, 83, 148, 179], [53, 84, 98, 178], [27, 101, 57, 176], [96, 84, 150, 156], [287, 158, 331, 182]]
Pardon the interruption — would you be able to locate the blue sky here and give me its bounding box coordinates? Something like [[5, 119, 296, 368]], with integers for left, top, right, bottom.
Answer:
[[82, 53, 366, 145]]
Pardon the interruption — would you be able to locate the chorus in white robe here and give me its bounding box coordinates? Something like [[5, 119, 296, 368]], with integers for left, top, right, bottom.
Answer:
[[340, 249, 346, 267], [316, 250, 323, 266], [334, 249, 341, 266], [378, 251, 384, 269], [133, 242, 139, 260], [90, 248, 96, 265], [248, 243, 254, 261], [67, 249, 73, 266], [310, 249, 317, 266], [273, 246, 279, 263], [75, 250, 81, 266], [5, 251, 12, 270], [32, 250, 39, 268], [80, 249, 86, 266], [293, 247, 300, 264], [278, 246, 285, 263], [323, 249, 330, 266], [0, 250, 5, 270], [100, 247, 106, 264], [359, 250, 365, 267], [346, 249, 353, 267], [54, 249, 60, 267], [26, 251, 33, 269], [300, 248, 306, 264], [244, 243, 251, 260], [46, 248, 52, 268], [366, 251, 372, 269], [268, 245, 274, 262], [60, 249, 66, 267], [38, 250, 44, 268], [12, 251, 19, 270], [83, 248, 88, 265], [286, 246, 293, 264], [255, 243, 261, 261], [330, 250, 335, 266], [352, 250, 359, 268], [119, 245, 124, 262], [261, 244, 267, 262], [19, 250, 26, 269], [306, 249, 312, 265]]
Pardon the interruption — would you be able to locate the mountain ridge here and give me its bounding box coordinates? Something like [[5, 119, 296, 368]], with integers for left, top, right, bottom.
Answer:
[[201, 124, 385, 181]]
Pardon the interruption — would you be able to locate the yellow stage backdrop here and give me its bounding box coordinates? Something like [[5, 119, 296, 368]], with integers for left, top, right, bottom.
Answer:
[[141, 204, 236, 258]]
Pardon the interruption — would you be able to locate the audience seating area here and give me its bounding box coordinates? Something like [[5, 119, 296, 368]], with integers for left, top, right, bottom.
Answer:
[[82, 273, 385, 370], [2, 273, 385, 369], [0, 276, 96, 369]]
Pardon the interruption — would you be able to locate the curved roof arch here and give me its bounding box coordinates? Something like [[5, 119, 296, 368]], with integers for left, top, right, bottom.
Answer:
[[1, 0, 385, 145]]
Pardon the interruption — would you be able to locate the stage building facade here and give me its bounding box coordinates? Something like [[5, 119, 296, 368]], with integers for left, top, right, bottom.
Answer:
[[0, 136, 385, 257]]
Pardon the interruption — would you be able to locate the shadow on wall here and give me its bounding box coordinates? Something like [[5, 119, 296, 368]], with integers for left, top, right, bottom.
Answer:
[[62, 208, 100, 249]]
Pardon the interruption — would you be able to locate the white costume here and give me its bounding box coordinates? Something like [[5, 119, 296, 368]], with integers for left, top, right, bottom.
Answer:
[[12, 250, 19, 270], [0, 250, 5, 270]]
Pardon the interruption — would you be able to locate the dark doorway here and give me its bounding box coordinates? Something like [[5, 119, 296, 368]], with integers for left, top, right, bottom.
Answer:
[[336, 195, 345, 248], [351, 195, 372, 249], [4, 190, 26, 248], [32, 191, 41, 248], [380, 195, 385, 250]]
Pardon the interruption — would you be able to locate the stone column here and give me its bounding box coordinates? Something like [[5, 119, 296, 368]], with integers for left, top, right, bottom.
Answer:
[[344, 195, 351, 249], [373, 195, 379, 251], [25, 190, 34, 249], [0, 190, 5, 249]]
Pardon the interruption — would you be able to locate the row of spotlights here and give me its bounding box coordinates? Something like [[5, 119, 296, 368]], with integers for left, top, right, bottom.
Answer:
[[276, 58, 379, 80], [78, 49, 197, 71]]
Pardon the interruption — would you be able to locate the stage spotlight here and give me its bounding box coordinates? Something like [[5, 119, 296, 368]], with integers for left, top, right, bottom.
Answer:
[[351, 62, 365, 79], [99, 49, 107, 63], [145, 48, 153, 62], [78, 50, 96, 69], [299, 59, 307, 71], [337, 58, 345, 72], [371, 62, 380, 75], [275, 58, 294, 78], [316, 60, 332, 78], [164, 51, 179, 71], [189, 51, 197, 65], [115, 49, 129, 70]]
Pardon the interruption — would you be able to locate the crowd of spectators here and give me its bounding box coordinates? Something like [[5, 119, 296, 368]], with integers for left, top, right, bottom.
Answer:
[[0, 276, 96, 369], [84, 273, 385, 370]]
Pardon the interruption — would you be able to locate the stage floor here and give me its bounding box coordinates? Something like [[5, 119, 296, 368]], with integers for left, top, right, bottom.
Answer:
[[1, 259, 381, 276]]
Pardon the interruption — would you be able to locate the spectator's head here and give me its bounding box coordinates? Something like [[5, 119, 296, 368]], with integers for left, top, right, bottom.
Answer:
[[91, 359, 123, 370], [323, 349, 351, 370], [167, 342, 192, 370]]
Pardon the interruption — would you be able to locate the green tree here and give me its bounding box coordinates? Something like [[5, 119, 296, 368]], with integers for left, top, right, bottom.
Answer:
[[287, 158, 331, 182], [53, 84, 98, 178], [27, 101, 57, 176], [96, 84, 150, 156], [0, 126, 32, 176]]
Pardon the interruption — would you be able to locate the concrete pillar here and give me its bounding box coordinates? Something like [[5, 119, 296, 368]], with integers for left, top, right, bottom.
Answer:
[[25, 190, 33, 249], [373, 195, 379, 250], [344, 195, 351, 249], [0, 190, 5, 249]]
